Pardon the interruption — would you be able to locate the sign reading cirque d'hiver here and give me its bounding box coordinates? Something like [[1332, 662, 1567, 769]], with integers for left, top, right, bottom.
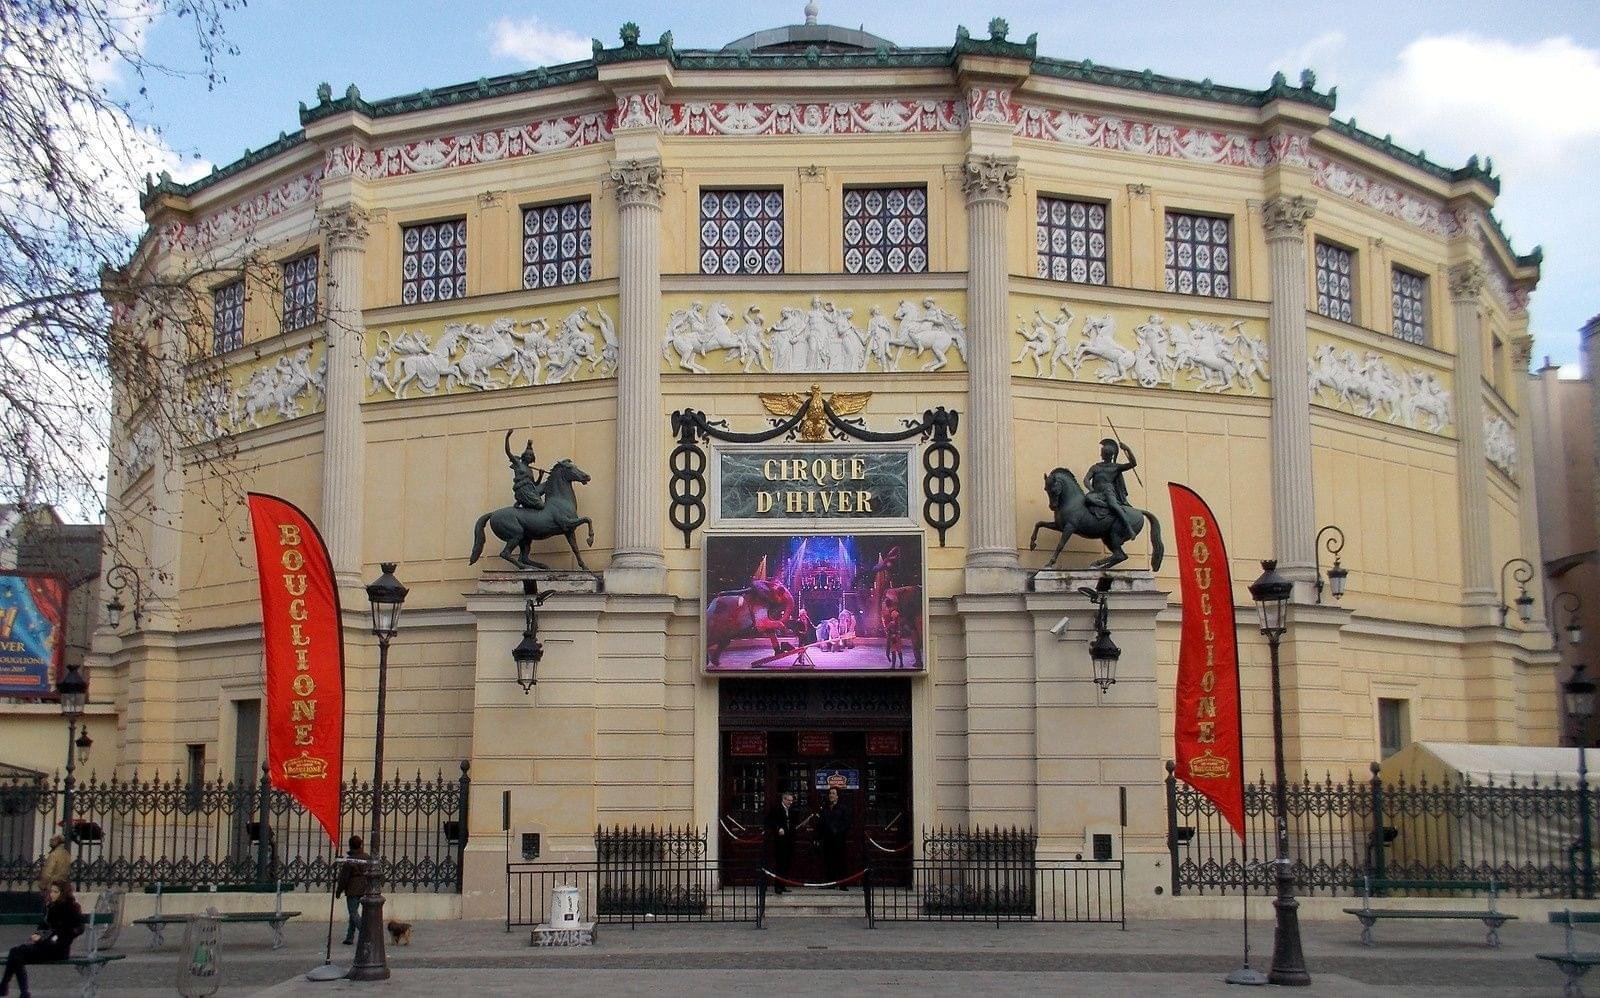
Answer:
[[248, 493, 345, 844]]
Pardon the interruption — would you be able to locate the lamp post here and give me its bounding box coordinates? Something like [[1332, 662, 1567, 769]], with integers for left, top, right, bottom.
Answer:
[[57, 662, 88, 849], [103, 563, 145, 629], [1313, 525, 1348, 603], [1497, 557, 1535, 627], [1247, 559, 1309, 987], [1565, 664, 1596, 899], [1077, 575, 1119, 691], [1557, 592, 1584, 646], [512, 580, 553, 694], [349, 563, 407, 983]]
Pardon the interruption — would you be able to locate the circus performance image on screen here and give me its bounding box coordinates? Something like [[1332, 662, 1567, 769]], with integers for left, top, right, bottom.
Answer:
[[703, 533, 924, 673]]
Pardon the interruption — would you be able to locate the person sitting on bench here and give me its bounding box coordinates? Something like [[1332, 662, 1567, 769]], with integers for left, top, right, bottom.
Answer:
[[2, 879, 83, 997]]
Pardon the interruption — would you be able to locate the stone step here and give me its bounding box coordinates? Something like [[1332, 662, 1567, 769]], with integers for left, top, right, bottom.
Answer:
[[761, 888, 871, 918]]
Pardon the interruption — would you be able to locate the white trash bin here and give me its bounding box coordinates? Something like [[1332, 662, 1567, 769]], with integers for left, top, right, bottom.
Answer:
[[549, 885, 583, 927]]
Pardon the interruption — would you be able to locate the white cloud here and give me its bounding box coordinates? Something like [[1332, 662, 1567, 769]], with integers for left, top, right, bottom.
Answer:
[[490, 16, 591, 66], [1352, 34, 1600, 173]]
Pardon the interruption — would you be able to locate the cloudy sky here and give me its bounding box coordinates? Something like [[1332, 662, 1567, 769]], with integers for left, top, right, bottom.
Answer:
[[125, 0, 1599, 364]]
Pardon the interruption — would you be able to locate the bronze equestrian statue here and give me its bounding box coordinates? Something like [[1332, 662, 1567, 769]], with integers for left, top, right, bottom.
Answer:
[[469, 448, 596, 571], [1029, 439, 1165, 572]]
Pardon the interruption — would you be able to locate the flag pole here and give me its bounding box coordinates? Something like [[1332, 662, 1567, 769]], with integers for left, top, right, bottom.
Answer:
[[1225, 664, 1265, 986], [305, 857, 342, 981]]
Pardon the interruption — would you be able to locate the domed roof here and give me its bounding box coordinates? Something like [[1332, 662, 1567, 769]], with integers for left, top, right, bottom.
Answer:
[[722, 2, 895, 53]]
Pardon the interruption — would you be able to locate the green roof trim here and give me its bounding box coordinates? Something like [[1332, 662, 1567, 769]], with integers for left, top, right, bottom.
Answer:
[[153, 21, 1493, 221]]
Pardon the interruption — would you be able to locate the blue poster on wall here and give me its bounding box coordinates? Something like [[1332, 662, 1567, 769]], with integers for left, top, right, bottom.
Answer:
[[0, 572, 67, 698], [813, 769, 860, 791]]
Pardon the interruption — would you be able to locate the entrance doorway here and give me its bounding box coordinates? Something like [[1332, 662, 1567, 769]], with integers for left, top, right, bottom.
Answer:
[[717, 678, 912, 885]]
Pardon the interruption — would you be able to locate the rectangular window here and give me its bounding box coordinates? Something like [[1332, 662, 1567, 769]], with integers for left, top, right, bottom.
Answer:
[[1036, 196, 1109, 285], [700, 189, 784, 275], [843, 186, 928, 275], [401, 218, 467, 305], [1377, 698, 1409, 759], [211, 280, 244, 354], [185, 743, 205, 809], [281, 252, 319, 332], [522, 199, 593, 289], [1164, 211, 1232, 298], [1391, 267, 1428, 344], [1315, 240, 1355, 323]]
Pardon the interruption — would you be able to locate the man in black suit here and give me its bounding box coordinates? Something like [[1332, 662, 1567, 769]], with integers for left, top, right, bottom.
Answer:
[[819, 786, 853, 889], [764, 790, 799, 893]]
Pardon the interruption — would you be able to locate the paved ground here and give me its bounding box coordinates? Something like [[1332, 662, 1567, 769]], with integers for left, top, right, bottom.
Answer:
[[0, 902, 1585, 996]]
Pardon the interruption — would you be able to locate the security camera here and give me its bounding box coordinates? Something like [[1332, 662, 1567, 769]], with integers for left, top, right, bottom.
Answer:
[[1048, 615, 1071, 637]]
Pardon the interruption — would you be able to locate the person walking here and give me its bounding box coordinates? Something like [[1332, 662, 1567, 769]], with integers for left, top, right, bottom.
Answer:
[[2, 880, 83, 997], [35, 837, 69, 903], [764, 791, 799, 894], [334, 835, 371, 945], [819, 787, 853, 889]]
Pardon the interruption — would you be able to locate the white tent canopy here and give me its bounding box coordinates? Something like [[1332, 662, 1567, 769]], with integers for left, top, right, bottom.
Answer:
[[1382, 742, 1600, 788]]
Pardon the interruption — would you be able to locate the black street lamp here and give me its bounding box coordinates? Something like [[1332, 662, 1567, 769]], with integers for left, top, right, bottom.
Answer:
[[1077, 575, 1119, 691], [74, 729, 93, 767], [1498, 558, 1535, 627], [1557, 592, 1584, 646], [1565, 664, 1596, 900], [349, 563, 407, 983], [57, 662, 88, 848], [1247, 559, 1310, 987], [1314, 525, 1348, 603], [103, 563, 144, 629], [512, 580, 553, 694]]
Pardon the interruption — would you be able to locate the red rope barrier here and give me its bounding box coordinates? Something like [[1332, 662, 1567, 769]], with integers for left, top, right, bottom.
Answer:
[[761, 868, 868, 889], [866, 835, 910, 854]]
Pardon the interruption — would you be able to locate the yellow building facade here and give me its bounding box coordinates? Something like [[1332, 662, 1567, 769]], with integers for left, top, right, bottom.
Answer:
[[95, 17, 1554, 914]]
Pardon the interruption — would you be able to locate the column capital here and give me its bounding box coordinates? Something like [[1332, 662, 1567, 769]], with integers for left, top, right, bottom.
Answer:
[[1448, 260, 1487, 302], [1260, 195, 1317, 238], [316, 204, 371, 250], [962, 154, 1018, 205], [610, 158, 665, 209]]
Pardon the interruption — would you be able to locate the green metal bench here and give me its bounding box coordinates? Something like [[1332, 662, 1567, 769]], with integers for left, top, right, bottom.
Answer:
[[1341, 877, 1516, 948], [0, 911, 113, 928], [1538, 910, 1600, 998], [35, 952, 125, 998], [132, 909, 301, 950]]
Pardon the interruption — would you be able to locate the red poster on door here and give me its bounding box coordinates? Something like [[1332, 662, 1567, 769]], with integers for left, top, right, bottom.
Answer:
[[797, 732, 833, 756], [1168, 483, 1246, 840], [247, 493, 344, 846]]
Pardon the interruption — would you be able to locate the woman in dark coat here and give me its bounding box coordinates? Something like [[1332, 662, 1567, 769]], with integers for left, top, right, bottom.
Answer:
[[819, 787, 853, 889], [2, 879, 83, 997]]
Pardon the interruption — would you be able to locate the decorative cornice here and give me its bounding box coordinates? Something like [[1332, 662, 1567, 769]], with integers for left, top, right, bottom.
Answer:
[[952, 19, 1036, 61], [315, 204, 370, 250], [1261, 195, 1317, 237], [610, 159, 664, 208], [962, 155, 1018, 204], [1448, 261, 1487, 302]]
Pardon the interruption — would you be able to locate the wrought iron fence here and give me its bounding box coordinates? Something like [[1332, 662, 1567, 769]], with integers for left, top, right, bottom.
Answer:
[[868, 827, 1124, 924], [0, 764, 469, 893], [1167, 762, 1595, 898], [508, 825, 761, 928]]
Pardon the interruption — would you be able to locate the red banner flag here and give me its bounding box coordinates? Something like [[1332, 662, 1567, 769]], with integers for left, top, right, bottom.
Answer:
[[247, 493, 344, 846], [1168, 483, 1246, 840]]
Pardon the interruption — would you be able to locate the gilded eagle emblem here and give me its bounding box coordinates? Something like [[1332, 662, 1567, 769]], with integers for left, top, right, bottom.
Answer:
[[758, 383, 872, 442]]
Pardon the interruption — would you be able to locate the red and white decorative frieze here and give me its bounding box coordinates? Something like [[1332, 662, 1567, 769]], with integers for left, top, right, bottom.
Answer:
[[1014, 105, 1281, 168], [662, 99, 964, 136], [362, 110, 614, 178], [157, 169, 322, 252], [967, 86, 1015, 126]]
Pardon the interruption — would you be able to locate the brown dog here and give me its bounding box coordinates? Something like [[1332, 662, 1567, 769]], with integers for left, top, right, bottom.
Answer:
[[385, 919, 413, 946]]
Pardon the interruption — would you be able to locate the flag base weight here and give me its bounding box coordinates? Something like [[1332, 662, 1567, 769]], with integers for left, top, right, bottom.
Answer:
[[305, 963, 345, 981], [1225, 966, 1268, 986]]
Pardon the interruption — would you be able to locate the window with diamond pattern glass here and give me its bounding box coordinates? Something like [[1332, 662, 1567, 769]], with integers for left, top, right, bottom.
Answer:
[[522, 200, 592, 289], [401, 218, 467, 305], [700, 190, 783, 275], [1036, 196, 1108, 285], [1391, 267, 1428, 344], [1314, 241, 1355, 323], [1164, 211, 1231, 298], [281, 252, 319, 332], [212, 279, 244, 354], [843, 187, 928, 275]]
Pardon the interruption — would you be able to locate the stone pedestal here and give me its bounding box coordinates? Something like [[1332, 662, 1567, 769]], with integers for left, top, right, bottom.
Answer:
[[531, 923, 596, 946]]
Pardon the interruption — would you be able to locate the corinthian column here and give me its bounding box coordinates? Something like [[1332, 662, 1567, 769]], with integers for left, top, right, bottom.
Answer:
[[1450, 261, 1494, 607], [316, 204, 369, 585], [1262, 195, 1318, 590], [962, 155, 1021, 593], [606, 159, 667, 594]]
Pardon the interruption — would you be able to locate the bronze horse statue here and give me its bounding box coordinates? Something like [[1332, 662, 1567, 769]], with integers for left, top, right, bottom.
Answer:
[[468, 459, 595, 570], [1029, 467, 1165, 572]]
